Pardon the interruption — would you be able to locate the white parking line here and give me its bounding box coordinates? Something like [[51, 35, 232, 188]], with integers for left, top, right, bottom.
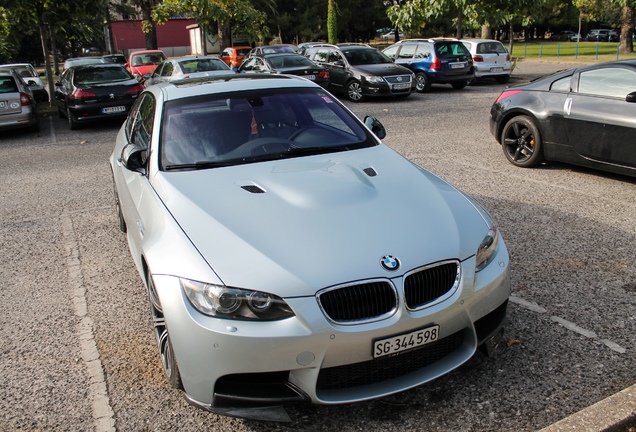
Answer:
[[61, 214, 115, 432], [510, 295, 626, 353], [48, 116, 57, 143]]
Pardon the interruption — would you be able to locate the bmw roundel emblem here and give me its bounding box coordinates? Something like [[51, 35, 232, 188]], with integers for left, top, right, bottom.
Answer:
[[380, 255, 400, 271]]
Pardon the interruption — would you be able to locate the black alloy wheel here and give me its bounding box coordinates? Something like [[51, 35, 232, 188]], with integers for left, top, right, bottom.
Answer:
[[501, 115, 544, 167]]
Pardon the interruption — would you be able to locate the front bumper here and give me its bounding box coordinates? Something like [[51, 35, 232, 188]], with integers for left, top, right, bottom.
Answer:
[[153, 242, 510, 418], [361, 81, 415, 97]]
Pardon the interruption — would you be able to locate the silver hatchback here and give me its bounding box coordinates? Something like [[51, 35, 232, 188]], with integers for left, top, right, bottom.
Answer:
[[0, 70, 39, 132]]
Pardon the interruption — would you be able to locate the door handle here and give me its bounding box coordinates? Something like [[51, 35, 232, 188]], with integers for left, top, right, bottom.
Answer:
[[564, 98, 572, 116]]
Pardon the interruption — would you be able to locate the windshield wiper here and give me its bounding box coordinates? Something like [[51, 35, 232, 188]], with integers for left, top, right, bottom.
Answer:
[[164, 160, 236, 170]]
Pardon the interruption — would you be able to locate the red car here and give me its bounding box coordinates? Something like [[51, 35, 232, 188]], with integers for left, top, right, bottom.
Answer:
[[126, 50, 167, 79], [219, 46, 252, 69]]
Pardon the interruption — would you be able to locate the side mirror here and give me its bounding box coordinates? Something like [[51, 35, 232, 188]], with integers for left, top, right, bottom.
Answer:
[[54, 81, 62, 87], [626, 92, 636, 103], [364, 115, 386, 140], [121, 143, 148, 173]]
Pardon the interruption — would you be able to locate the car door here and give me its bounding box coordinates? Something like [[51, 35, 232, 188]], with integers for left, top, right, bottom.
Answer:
[[115, 93, 156, 254], [325, 49, 348, 90], [564, 66, 636, 167], [54, 69, 72, 111]]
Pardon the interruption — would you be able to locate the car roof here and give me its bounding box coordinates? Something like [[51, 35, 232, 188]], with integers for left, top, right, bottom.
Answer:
[[0, 63, 34, 67], [150, 74, 319, 102], [460, 38, 504, 43]]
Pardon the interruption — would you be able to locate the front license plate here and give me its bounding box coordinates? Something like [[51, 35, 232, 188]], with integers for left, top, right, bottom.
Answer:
[[490, 67, 503, 73], [392, 83, 410, 90], [373, 325, 440, 358], [450, 62, 466, 69], [102, 106, 126, 114]]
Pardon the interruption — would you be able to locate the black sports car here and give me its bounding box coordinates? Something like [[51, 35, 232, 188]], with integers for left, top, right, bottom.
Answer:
[[490, 60, 636, 178]]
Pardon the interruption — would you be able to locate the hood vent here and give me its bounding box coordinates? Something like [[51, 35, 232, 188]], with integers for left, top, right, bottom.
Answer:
[[363, 167, 377, 177], [241, 184, 266, 194]]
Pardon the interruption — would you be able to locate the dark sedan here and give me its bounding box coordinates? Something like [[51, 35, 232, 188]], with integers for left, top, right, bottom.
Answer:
[[55, 63, 144, 130], [237, 53, 330, 89], [489, 60, 636, 178]]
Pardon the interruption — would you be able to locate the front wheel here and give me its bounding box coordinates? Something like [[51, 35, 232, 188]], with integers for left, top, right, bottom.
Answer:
[[147, 272, 183, 389], [346, 80, 364, 102], [501, 115, 543, 167]]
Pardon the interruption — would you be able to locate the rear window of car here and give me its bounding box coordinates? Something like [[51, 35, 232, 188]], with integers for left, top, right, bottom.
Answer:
[[476, 42, 507, 54], [75, 67, 132, 84], [268, 55, 314, 68], [0, 65, 36, 78], [237, 48, 251, 56], [0, 77, 18, 93], [132, 53, 166, 66], [435, 42, 470, 58], [178, 59, 229, 73]]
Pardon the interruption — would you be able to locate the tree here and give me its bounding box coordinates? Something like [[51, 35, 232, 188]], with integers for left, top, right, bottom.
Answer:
[[328, 0, 337, 43]]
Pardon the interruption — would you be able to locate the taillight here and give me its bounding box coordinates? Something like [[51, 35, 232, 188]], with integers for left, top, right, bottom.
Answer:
[[494, 89, 523, 103], [473, 55, 483, 62], [71, 90, 97, 100], [127, 84, 144, 94], [431, 57, 441, 71], [19, 92, 32, 106], [318, 70, 329, 79]]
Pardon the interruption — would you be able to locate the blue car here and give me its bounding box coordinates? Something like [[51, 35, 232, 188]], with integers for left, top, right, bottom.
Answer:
[[383, 38, 474, 93]]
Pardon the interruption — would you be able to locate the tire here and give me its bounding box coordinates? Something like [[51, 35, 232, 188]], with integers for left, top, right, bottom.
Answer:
[[501, 115, 544, 168], [67, 108, 79, 130], [112, 180, 126, 233], [346, 80, 364, 102], [414, 72, 430, 93], [496, 75, 510, 84], [451, 80, 467, 89], [147, 271, 183, 389]]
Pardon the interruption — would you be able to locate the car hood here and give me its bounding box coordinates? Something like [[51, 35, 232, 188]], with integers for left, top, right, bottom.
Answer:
[[352, 63, 412, 76], [151, 145, 489, 297]]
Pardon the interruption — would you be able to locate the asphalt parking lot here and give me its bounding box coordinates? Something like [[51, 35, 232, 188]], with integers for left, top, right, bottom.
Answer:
[[1, 59, 634, 431]]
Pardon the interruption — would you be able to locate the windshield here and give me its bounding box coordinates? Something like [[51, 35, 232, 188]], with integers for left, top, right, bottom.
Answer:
[[161, 88, 375, 170], [343, 48, 392, 65], [132, 53, 166, 66]]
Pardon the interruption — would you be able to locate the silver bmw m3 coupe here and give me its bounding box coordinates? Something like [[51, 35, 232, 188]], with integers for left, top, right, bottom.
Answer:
[[110, 74, 510, 421]]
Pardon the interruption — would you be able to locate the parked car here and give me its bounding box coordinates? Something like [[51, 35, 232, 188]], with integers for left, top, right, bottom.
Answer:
[[54, 63, 144, 130], [0, 63, 48, 102], [490, 59, 636, 178], [297, 42, 336, 57], [0, 69, 39, 132], [237, 53, 330, 89], [248, 44, 298, 57], [126, 50, 167, 80], [585, 29, 611, 42], [382, 39, 474, 93], [460, 39, 511, 84], [102, 54, 127, 65], [62, 57, 105, 73], [110, 73, 510, 421], [381, 30, 405, 41], [609, 30, 620, 42], [144, 56, 234, 87], [549, 30, 578, 42], [219, 46, 252, 69], [304, 44, 415, 101]]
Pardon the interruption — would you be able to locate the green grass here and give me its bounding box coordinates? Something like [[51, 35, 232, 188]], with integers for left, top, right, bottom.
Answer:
[[510, 41, 636, 62]]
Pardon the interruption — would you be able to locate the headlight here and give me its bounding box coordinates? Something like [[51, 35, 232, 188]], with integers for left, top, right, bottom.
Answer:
[[364, 75, 384, 84], [181, 279, 295, 321], [475, 226, 499, 272]]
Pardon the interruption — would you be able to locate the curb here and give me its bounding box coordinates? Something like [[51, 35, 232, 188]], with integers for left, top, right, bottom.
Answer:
[[538, 383, 636, 432]]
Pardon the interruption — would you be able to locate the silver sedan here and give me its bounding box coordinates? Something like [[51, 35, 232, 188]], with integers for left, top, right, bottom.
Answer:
[[110, 74, 510, 421], [143, 55, 235, 87]]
